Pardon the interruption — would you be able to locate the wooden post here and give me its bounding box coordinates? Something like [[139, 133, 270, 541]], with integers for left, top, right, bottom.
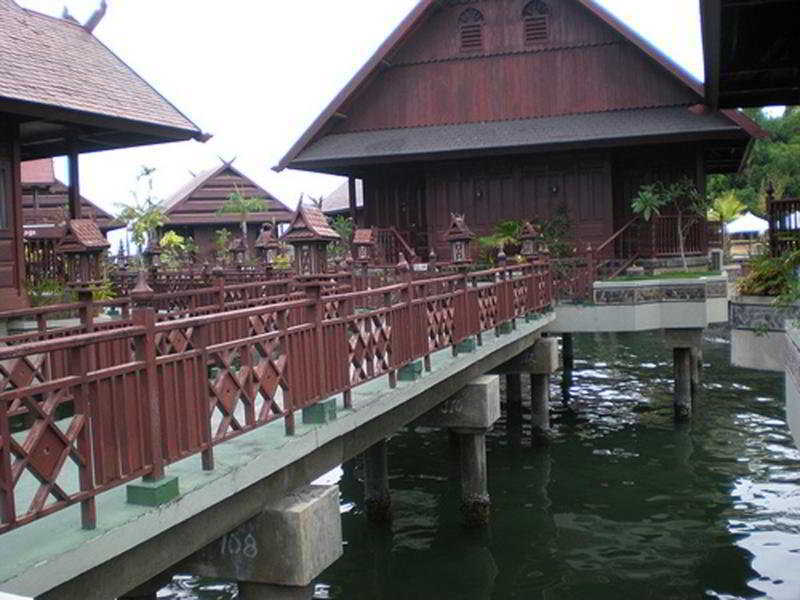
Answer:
[[67, 140, 81, 220], [0, 390, 16, 528], [130, 276, 166, 482], [69, 342, 97, 529], [348, 177, 360, 227], [194, 323, 214, 471], [279, 308, 295, 436]]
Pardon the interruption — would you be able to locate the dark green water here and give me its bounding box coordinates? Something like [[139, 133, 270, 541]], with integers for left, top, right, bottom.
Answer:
[[164, 328, 799, 599]]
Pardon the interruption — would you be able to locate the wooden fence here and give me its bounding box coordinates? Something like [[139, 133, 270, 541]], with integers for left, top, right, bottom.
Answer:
[[768, 197, 800, 257], [0, 261, 551, 535]]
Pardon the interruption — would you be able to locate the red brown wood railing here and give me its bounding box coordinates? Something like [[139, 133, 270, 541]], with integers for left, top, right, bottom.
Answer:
[[0, 261, 552, 535], [768, 197, 800, 257]]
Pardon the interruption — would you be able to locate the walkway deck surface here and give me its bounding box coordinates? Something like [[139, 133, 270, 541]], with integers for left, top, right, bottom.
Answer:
[[0, 312, 553, 599]]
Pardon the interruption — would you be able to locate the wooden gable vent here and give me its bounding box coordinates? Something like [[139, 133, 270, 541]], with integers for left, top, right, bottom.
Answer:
[[459, 8, 484, 53], [523, 0, 550, 45]]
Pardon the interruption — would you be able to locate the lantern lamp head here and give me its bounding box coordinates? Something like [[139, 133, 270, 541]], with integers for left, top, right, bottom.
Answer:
[[444, 213, 475, 265], [352, 228, 375, 265], [281, 205, 340, 280], [520, 221, 543, 260]]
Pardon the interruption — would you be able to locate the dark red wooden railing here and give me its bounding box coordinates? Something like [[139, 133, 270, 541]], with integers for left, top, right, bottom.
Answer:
[[0, 261, 551, 535], [768, 197, 800, 257]]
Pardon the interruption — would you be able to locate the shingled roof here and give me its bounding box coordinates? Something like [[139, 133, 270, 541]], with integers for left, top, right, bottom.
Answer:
[[323, 179, 364, 215], [290, 106, 753, 169], [282, 205, 340, 242], [160, 161, 293, 225], [275, 0, 763, 173], [56, 219, 111, 253], [0, 0, 206, 157]]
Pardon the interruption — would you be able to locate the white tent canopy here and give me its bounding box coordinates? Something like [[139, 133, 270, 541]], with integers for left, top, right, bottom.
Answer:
[[726, 212, 769, 235]]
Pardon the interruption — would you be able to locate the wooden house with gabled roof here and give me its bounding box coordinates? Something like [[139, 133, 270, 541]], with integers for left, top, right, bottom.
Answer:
[[276, 0, 767, 262], [159, 160, 293, 260], [22, 159, 118, 237], [0, 0, 207, 308]]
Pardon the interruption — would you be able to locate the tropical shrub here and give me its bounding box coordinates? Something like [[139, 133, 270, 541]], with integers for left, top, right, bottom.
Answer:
[[738, 250, 800, 297]]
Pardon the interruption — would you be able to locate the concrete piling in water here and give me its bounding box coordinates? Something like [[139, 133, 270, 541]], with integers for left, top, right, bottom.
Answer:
[[505, 373, 523, 431], [179, 485, 342, 595], [456, 429, 491, 528], [665, 329, 704, 422], [562, 333, 574, 372], [417, 376, 500, 528], [364, 439, 392, 525], [530, 373, 550, 441]]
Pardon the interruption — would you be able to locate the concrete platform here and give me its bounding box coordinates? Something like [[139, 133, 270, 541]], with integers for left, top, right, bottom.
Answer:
[[0, 313, 554, 600], [550, 276, 728, 334]]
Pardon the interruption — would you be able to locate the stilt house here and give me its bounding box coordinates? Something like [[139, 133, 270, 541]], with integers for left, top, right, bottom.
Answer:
[[277, 0, 766, 263]]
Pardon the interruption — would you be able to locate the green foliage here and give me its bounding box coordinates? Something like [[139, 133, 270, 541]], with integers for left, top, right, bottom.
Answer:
[[116, 166, 168, 255], [708, 191, 745, 223], [709, 107, 800, 214], [478, 220, 524, 265], [272, 253, 291, 270], [91, 279, 116, 303], [217, 189, 267, 217], [160, 230, 187, 268], [214, 228, 232, 262], [26, 278, 69, 307], [738, 250, 800, 297], [539, 206, 575, 258], [329, 216, 354, 259], [632, 184, 668, 221]]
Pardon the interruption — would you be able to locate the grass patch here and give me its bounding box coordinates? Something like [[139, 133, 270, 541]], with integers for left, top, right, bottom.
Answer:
[[608, 270, 722, 282]]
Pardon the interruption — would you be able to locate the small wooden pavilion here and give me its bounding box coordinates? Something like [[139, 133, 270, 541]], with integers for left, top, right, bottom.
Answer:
[[277, 0, 766, 262], [159, 160, 293, 259], [0, 0, 206, 308]]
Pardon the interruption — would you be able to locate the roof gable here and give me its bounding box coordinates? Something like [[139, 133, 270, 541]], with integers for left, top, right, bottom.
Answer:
[[276, 0, 707, 171], [161, 162, 293, 225], [0, 0, 202, 139]]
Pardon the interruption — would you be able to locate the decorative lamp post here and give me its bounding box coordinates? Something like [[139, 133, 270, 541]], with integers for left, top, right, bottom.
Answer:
[[143, 237, 162, 271], [352, 228, 375, 265], [255, 223, 282, 269], [56, 219, 111, 327], [281, 205, 341, 282], [229, 237, 246, 269], [444, 213, 475, 266], [520, 221, 543, 261]]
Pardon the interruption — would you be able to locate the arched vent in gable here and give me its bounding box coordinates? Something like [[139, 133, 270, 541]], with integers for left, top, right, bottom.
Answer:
[[458, 8, 485, 53], [523, 0, 550, 45]]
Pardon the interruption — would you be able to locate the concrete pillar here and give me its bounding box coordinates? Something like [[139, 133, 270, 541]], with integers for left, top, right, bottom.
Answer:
[[363, 439, 392, 525], [674, 347, 693, 421], [457, 428, 490, 528], [530, 373, 550, 441], [562, 333, 574, 372], [181, 485, 342, 589], [691, 347, 702, 400], [505, 373, 522, 431], [665, 329, 704, 422]]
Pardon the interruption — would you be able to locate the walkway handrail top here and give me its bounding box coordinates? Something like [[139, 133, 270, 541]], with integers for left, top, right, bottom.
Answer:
[[0, 325, 145, 361], [152, 298, 314, 332]]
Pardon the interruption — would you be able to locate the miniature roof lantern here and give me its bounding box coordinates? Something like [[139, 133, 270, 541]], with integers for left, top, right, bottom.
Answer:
[[520, 221, 544, 260], [353, 228, 375, 263], [444, 213, 475, 265], [229, 236, 246, 265], [281, 205, 340, 278], [255, 222, 282, 264], [55, 219, 110, 288]]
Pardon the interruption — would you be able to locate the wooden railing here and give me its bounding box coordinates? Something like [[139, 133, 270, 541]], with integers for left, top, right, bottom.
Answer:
[[653, 216, 709, 256], [0, 261, 552, 535], [768, 197, 800, 257], [376, 228, 418, 265], [23, 238, 65, 286]]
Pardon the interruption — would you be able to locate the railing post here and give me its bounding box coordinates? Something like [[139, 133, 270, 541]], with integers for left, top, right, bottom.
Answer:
[[0, 394, 16, 529], [213, 265, 225, 312], [130, 274, 166, 484], [68, 342, 96, 529], [384, 287, 397, 389], [194, 322, 214, 471], [278, 308, 295, 435]]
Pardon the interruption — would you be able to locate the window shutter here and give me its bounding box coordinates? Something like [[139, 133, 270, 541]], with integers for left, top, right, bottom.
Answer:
[[524, 16, 548, 45]]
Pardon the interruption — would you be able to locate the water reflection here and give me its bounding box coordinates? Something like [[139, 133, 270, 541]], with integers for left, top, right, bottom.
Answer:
[[162, 327, 798, 599]]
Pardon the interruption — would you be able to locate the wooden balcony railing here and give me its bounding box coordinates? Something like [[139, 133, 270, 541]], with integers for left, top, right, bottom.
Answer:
[[768, 197, 800, 257], [0, 261, 552, 535]]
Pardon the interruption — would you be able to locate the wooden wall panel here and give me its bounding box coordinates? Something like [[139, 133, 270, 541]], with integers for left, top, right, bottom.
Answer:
[[336, 0, 698, 134], [0, 120, 25, 309]]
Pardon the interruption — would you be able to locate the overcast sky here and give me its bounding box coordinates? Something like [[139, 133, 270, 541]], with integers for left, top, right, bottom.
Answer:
[[16, 0, 704, 218]]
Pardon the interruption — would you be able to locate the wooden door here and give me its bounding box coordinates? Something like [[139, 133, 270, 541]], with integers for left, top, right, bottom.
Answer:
[[0, 151, 21, 308]]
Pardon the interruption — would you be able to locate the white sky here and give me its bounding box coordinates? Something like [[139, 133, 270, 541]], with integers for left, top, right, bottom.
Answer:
[[16, 0, 705, 219]]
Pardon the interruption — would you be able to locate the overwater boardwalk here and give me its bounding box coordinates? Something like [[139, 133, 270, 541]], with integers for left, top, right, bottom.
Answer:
[[179, 328, 792, 600], [0, 259, 553, 599]]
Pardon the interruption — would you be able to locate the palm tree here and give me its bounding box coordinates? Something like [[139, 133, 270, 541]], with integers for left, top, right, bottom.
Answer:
[[708, 191, 745, 258], [217, 188, 267, 262]]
